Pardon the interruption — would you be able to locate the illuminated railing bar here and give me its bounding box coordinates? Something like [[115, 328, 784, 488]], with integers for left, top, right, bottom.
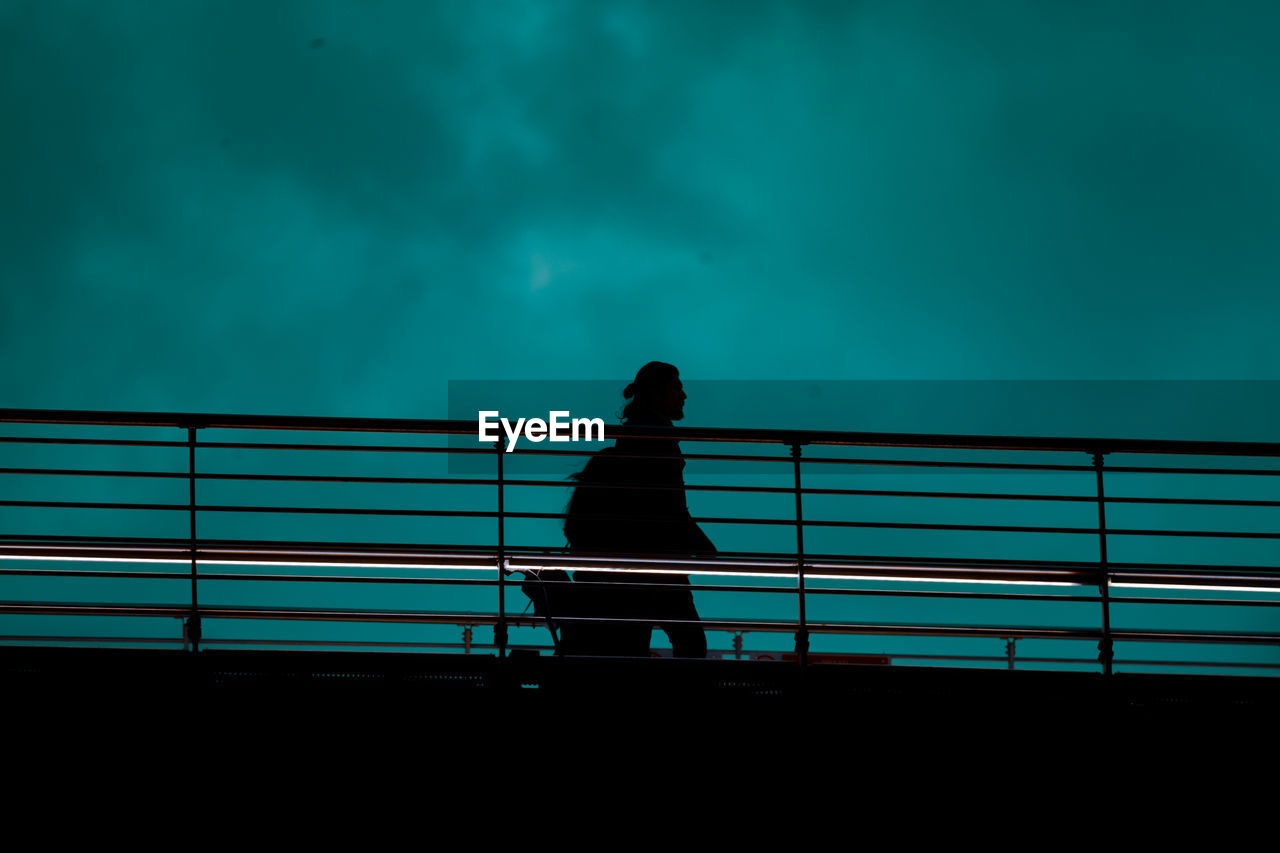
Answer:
[[509, 560, 788, 573], [6, 549, 1243, 590], [0, 554, 190, 565], [200, 559, 492, 571], [1, 550, 1094, 585], [806, 573, 1080, 587], [0, 554, 497, 572]]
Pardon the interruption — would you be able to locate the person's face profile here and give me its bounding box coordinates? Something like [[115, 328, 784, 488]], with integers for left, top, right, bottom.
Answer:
[[662, 376, 686, 421]]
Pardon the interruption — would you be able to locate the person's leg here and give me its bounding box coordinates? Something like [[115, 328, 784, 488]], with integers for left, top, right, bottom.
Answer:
[[536, 570, 577, 654], [659, 589, 706, 659], [609, 585, 653, 657], [568, 573, 651, 657]]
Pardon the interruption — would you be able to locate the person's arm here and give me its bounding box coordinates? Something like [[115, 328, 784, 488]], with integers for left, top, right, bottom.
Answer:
[[670, 457, 716, 556]]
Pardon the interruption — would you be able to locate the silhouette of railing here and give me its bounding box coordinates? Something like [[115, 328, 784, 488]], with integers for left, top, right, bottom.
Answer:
[[2, 407, 1279, 678]]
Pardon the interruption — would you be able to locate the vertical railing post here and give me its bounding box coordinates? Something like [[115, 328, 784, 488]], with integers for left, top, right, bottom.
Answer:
[[186, 426, 201, 654], [1092, 450, 1113, 677], [495, 438, 508, 660], [790, 441, 809, 666]]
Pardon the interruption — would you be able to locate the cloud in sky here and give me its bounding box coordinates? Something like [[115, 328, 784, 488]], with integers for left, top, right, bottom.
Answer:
[[2, 0, 1278, 418]]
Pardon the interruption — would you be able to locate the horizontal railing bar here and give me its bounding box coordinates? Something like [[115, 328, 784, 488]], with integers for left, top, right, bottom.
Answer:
[[0, 536, 532, 561], [0, 636, 176, 646], [881, 653, 1280, 671], [406, 444, 1124, 472], [5, 638, 1273, 674], [1086, 558, 1280, 574], [796, 486, 1097, 501], [0, 564, 1080, 597], [197, 440, 489, 454], [0, 467, 521, 487], [0, 601, 1097, 635], [0, 567, 192, 579], [0, 435, 189, 448], [0, 499, 1107, 535], [12, 491, 1277, 540], [0, 635, 504, 652], [5, 637, 1274, 671], [0, 410, 476, 435], [0, 553, 1097, 585], [1101, 527, 1280, 540], [6, 636, 1276, 671], [1109, 629, 1280, 645], [1105, 594, 1280, 606], [0, 601, 544, 627], [1099, 495, 1280, 508], [1101, 464, 1280, 476], [9, 599, 1275, 643], [628, 653, 1280, 672], [741, 456, 1095, 471], [486, 450, 1102, 470], [0, 500, 499, 519], [198, 639, 525, 650], [517, 511, 1108, 535], [0, 567, 503, 586], [1112, 659, 1280, 669], [510, 557, 1093, 582], [3, 434, 1273, 477], [723, 585, 1278, 605], [7, 408, 1280, 457], [803, 623, 1280, 644], [193, 443, 780, 465], [9, 493, 1280, 542], [0, 533, 538, 555], [1, 499, 191, 512], [529, 558, 1280, 585], [0, 534, 1189, 573], [0, 467, 188, 479], [791, 488, 1280, 508], [0, 602, 1097, 640], [1109, 571, 1280, 586], [0, 467, 1104, 507], [5, 600, 1279, 653], [6, 558, 1279, 603], [0, 441, 1092, 472], [870, 653, 1083, 666], [492, 446, 1095, 470], [0, 550, 497, 568], [703, 516, 1100, 534], [8, 540, 1280, 588], [549, 615, 1105, 640], [522, 576, 1098, 602], [7, 464, 1280, 511], [9, 535, 1280, 580]]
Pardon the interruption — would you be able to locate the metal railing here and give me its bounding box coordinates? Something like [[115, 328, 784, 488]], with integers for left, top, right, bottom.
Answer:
[[2, 406, 1279, 677]]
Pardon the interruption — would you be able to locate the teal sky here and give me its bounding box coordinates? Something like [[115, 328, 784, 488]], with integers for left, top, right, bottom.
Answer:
[[4, 0, 1279, 418], [3, 2, 1278, 671]]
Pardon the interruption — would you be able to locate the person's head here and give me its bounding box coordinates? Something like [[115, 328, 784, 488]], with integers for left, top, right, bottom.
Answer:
[[621, 361, 685, 423]]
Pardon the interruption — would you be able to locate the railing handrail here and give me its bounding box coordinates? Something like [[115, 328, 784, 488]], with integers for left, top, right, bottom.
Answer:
[[4, 405, 1280, 677], [4, 407, 1280, 457]]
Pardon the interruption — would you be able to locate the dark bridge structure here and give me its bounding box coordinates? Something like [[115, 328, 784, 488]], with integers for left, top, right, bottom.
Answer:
[[2, 407, 1279, 714]]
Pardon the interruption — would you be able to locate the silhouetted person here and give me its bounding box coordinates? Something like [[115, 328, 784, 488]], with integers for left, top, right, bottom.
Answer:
[[556, 362, 715, 658]]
